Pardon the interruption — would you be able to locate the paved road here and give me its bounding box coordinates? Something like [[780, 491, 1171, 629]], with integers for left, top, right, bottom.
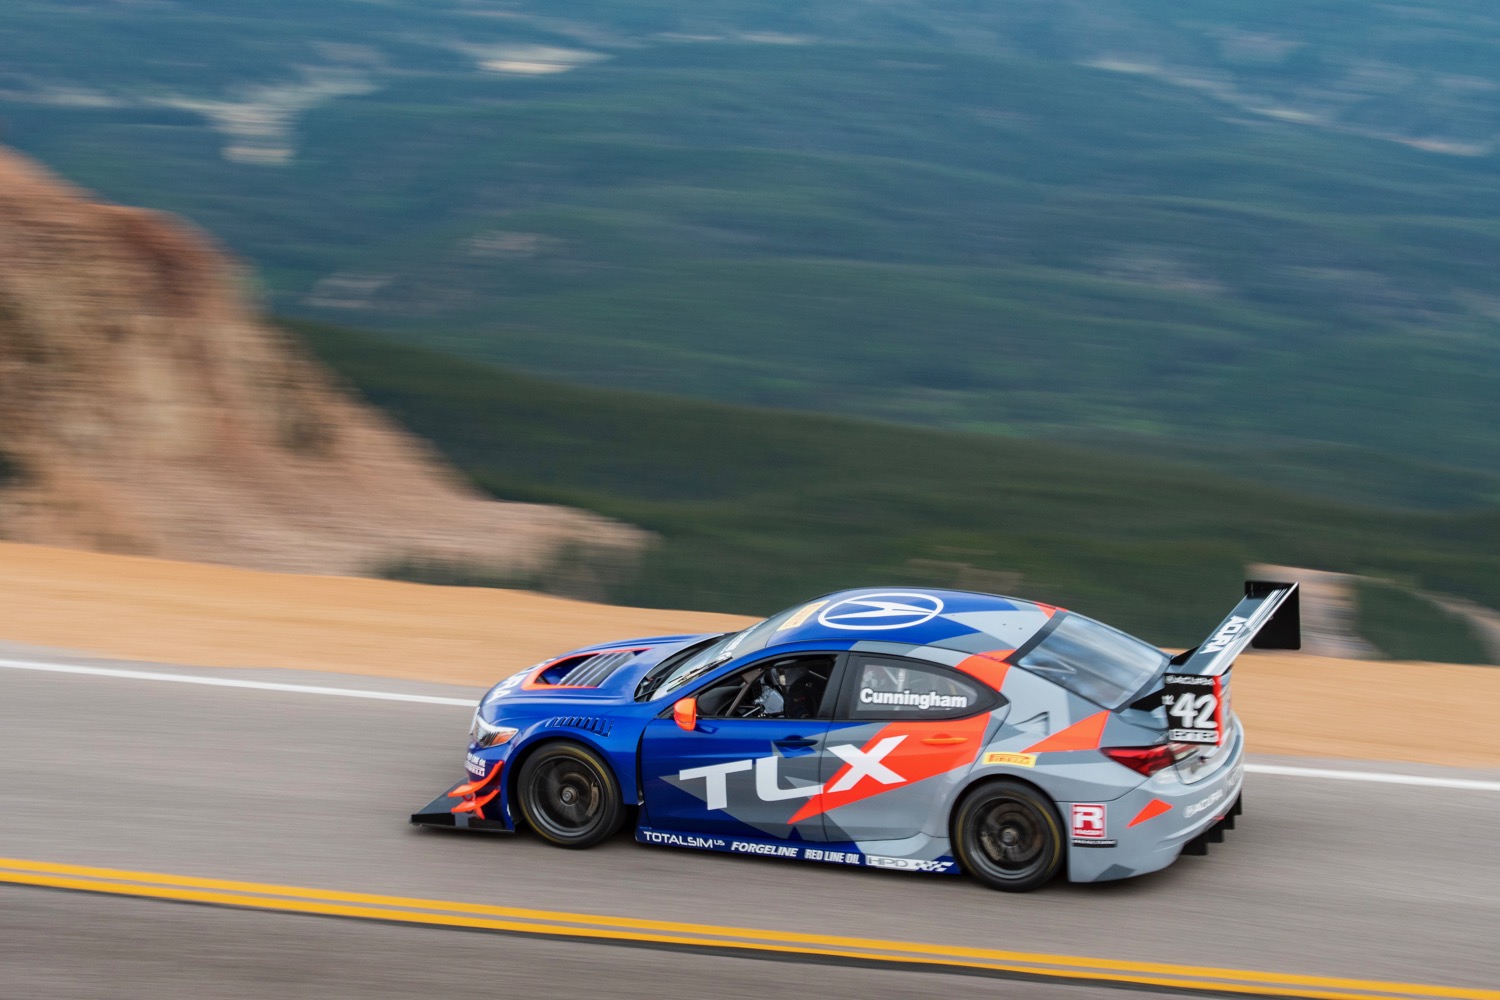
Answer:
[[2, 648, 1498, 997], [3, 890, 1212, 1000]]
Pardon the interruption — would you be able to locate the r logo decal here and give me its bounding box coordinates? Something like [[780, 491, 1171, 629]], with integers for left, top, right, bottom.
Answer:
[[1071, 803, 1107, 839]]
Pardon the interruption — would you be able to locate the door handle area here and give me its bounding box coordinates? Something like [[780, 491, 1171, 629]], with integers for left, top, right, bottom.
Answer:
[[921, 735, 968, 745], [774, 737, 817, 749]]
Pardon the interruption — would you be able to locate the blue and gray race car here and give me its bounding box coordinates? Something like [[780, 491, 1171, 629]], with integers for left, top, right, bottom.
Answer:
[[412, 582, 1298, 891]]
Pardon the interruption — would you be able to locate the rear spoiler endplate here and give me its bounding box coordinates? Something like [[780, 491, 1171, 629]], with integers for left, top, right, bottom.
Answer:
[[1173, 580, 1301, 677]]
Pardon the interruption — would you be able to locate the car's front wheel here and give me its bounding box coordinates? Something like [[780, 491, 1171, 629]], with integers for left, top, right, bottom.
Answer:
[[952, 780, 1065, 892], [516, 742, 625, 848]]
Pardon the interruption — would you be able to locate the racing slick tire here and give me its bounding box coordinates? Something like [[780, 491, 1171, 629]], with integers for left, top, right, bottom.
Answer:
[[516, 742, 626, 848], [952, 779, 1065, 892]]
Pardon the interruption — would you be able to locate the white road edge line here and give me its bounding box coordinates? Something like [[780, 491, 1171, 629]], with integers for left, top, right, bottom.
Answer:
[[1241, 763, 1500, 791], [0, 658, 474, 707], [5, 657, 1500, 791]]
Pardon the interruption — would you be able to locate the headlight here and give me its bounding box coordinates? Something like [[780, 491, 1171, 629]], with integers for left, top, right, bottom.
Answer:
[[469, 712, 519, 749]]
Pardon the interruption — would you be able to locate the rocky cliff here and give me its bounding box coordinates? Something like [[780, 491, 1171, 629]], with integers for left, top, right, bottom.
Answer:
[[0, 147, 645, 586]]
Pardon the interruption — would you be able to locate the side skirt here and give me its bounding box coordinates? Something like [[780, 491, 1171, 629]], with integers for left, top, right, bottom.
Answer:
[[635, 826, 960, 875]]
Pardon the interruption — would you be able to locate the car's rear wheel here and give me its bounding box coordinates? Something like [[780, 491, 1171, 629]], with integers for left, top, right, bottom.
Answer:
[[952, 780, 1065, 892], [516, 742, 625, 848]]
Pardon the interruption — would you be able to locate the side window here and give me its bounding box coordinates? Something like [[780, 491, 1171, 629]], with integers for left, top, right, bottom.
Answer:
[[693, 654, 837, 721], [844, 656, 993, 721]]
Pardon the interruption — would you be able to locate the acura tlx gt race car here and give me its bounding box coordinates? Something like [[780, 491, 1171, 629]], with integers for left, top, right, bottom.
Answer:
[[412, 581, 1299, 891]]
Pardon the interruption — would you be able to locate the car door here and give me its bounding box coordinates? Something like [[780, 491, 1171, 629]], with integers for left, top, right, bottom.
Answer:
[[639, 652, 840, 841], [812, 653, 1000, 844]]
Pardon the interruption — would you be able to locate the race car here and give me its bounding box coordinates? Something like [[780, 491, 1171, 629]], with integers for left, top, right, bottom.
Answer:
[[412, 582, 1298, 891]]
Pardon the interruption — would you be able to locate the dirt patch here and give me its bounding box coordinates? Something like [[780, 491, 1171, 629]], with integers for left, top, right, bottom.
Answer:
[[0, 542, 750, 685], [1230, 653, 1500, 769], [1, 541, 1496, 769]]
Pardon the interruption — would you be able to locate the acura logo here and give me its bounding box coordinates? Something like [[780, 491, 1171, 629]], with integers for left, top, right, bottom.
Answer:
[[817, 592, 944, 631]]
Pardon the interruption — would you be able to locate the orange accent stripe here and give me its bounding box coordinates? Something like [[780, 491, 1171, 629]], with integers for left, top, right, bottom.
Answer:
[[1128, 798, 1173, 828], [519, 662, 560, 691], [522, 650, 647, 690], [447, 763, 503, 798], [955, 651, 1013, 692], [448, 777, 488, 798], [450, 788, 500, 815], [1023, 711, 1109, 753], [787, 714, 990, 824]]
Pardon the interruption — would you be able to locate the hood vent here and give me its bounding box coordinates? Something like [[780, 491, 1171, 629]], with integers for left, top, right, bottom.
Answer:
[[537, 649, 641, 688]]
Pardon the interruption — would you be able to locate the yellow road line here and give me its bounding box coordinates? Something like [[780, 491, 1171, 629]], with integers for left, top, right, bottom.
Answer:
[[0, 859, 1488, 1000], [0, 857, 1458, 992]]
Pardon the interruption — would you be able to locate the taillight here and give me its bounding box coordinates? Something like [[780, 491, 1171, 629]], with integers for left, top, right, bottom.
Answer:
[[1103, 743, 1195, 777]]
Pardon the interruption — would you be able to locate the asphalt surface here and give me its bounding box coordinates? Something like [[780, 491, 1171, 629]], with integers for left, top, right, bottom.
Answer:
[[4, 890, 1205, 1000], [3, 646, 1498, 997]]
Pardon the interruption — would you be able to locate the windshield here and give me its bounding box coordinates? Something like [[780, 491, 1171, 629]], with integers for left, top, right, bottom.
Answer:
[[639, 603, 809, 700], [1016, 613, 1166, 709], [652, 633, 742, 698]]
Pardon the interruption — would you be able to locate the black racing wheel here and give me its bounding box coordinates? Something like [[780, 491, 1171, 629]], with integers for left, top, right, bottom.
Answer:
[[952, 780, 1065, 892], [516, 742, 625, 848]]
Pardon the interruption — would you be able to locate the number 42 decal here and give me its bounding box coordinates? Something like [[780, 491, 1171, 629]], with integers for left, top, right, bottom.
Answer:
[[1169, 692, 1217, 729], [1162, 674, 1224, 745]]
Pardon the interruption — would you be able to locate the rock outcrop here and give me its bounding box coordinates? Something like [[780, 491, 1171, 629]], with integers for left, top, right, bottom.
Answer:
[[0, 146, 645, 587]]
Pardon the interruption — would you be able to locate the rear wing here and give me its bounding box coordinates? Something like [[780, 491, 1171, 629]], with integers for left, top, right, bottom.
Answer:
[[1172, 580, 1301, 677]]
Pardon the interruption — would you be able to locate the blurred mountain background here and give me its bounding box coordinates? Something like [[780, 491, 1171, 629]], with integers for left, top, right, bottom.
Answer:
[[0, 0, 1496, 649], [0, 147, 644, 587]]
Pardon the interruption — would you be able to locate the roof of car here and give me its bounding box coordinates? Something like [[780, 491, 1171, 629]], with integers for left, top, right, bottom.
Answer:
[[759, 588, 1062, 659]]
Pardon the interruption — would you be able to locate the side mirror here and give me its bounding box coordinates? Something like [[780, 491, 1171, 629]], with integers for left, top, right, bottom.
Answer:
[[673, 697, 698, 732]]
